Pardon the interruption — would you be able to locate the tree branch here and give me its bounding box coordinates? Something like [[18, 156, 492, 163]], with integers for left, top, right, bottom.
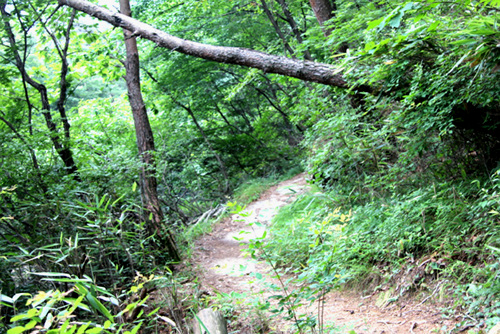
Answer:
[[57, 0, 349, 88]]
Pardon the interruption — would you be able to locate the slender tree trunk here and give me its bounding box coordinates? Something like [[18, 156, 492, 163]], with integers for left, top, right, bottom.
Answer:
[[1, 3, 81, 180], [119, 0, 179, 262], [275, 0, 312, 60], [28, 3, 77, 142], [212, 103, 237, 136], [252, 85, 301, 145], [55, 9, 77, 143], [259, 0, 295, 57]]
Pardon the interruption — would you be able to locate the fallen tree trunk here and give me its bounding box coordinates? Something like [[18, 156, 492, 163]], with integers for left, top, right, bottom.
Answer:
[[57, 0, 348, 88]]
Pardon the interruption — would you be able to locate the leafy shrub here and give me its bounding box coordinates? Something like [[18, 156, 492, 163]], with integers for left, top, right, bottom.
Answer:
[[0, 189, 168, 299], [1, 274, 173, 334], [264, 189, 336, 267], [264, 171, 500, 329]]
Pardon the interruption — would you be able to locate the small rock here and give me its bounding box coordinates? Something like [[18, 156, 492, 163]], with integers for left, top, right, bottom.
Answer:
[[489, 322, 500, 334], [193, 308, 228, 334]]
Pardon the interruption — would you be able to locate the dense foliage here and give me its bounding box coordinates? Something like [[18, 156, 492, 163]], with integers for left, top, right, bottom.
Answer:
[[0, 0, 499, 332]]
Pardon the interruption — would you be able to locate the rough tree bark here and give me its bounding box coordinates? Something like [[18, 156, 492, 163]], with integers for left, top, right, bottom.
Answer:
[[309, 0, 336, 37], [118, 0, 179, 262], [308, 0, 348, 53], [57, 0, 351, 89]]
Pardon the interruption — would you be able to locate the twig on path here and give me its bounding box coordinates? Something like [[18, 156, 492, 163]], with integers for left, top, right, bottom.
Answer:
[[376, 320, 402, 325], [361, 292, 375, 299], [402, 309, 422, 316], [377, 320, 395, 334]]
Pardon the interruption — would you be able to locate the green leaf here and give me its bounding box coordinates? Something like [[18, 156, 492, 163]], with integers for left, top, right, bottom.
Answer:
[[7, 327, 26, 334], [63, 298, 91, 312], [388, 11, 404, 28], [11, 309, 38, 322], [55, 254, 70, 263], [76, 323, 90, 334], [43, 278, 92, 283], [469, 28, 497, 36], [147, 307, 161, 317], [24, 319, 37, 331], [67, 325, 78, 334], [446, 52, 471, 75], [67, 295, 85, 315], [364, 41, 376, 52], [31, 272, 71, 278], [129, 323, 142, 334], [85, 292, 114, 322], [366, 18, 384, 30], [486, 245, 500, 253], [452, 39, 477, 46], [427, 21, 440, 31], [12, 293, 30, 303], [98, 194, 107, 209]]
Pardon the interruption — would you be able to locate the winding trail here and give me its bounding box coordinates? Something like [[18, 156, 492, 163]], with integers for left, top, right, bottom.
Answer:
[[193, 173, 460, 333]]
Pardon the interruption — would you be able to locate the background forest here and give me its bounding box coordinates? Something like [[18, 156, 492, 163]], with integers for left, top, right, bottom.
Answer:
[[0, 0, 499, 333]]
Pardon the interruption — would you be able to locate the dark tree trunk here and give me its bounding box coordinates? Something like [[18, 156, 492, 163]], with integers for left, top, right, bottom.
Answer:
[[259, 0, 295, 57], [1, 3, 81, 180], [55, 9, 77, 143], [275, 0, 312, 60], [308, 0, 348, 53], [57, 0, 351, 89], [309, 0, 335, 37], [119, 0, 179, 262]]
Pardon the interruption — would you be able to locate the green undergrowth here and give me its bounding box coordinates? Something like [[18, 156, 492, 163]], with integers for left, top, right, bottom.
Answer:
[[232, 177, 278, 207], [0, 271, 198, 334], [176, 175, 278, 256], [179, 166, 304, 256], [263, 173, 500, 331], [232, 166, 304, 207]]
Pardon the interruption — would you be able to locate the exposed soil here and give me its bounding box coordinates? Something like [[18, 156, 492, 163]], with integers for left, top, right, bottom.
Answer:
[[192, 173, 461, 333]]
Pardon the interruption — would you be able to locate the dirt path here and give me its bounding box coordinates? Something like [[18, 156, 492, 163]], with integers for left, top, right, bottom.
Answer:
[[192, 173, 460, 333]]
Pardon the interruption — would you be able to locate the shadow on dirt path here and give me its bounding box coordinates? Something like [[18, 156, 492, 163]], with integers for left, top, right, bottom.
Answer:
[[193, 173, 460, 333]]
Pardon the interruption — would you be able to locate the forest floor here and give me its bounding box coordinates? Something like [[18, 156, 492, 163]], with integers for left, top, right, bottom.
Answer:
[[192, 173, 462, 333]]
